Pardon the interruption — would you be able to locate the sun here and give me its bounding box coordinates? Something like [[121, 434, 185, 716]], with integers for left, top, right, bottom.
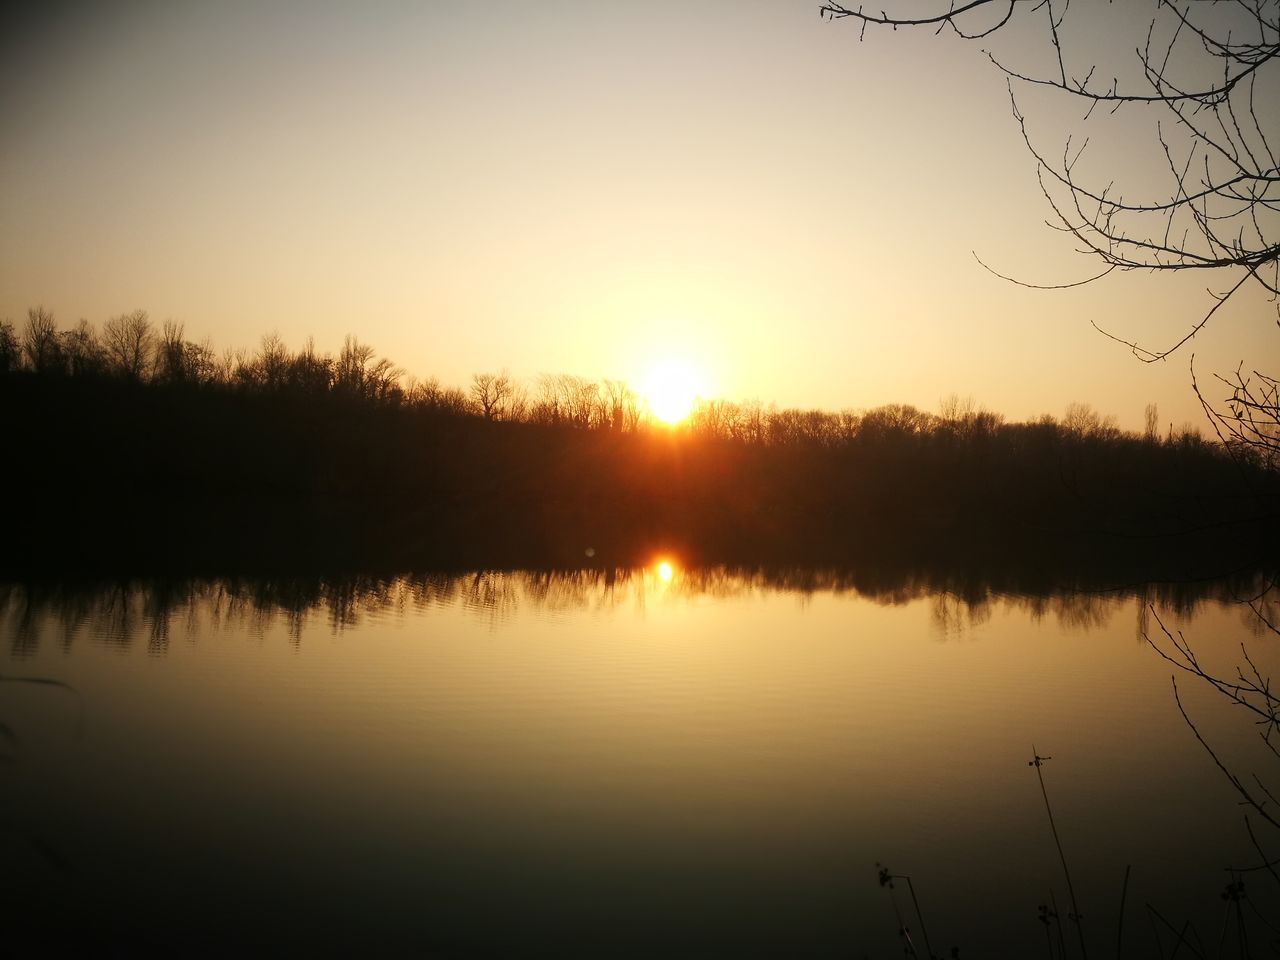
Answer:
[[642, 359, 702, 425]]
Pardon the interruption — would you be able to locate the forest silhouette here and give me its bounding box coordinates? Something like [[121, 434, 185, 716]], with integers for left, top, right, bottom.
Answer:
[[2, 308, 1275, 578]]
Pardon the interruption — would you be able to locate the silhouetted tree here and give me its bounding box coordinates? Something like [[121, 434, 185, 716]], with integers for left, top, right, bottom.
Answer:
[[102, 309, 154, 381], [255, 332, 290, 390], [530, 373, 566, 425], [602, 379, 641, 432], [690, 399, 738, 442], [471, 370, 518, 421], [858, 404, 931, 444], [366, 357, 404, 404], [563, 375, 599, 428], [22, 306, 64, 375], [154, 320, 192, 385], [530, 373, 604, 427], [938, 393, 976, 427], [224, 346, 254, 389], [60, 319, 105, 378], [408, 375, 469, 415], [0, 320, 18, 374], [1062, 402, 1118, 441], [331, 336, 401, 403], [336, 335, 375, 397], [284, 337, 333, 394]]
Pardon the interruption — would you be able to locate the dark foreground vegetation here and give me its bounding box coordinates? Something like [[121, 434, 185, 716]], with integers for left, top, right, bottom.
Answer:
[[2, 308, 1276, 578]]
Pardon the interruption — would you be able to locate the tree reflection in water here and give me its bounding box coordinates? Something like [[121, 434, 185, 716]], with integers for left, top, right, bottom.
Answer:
[[2, 562, 1270, 657]]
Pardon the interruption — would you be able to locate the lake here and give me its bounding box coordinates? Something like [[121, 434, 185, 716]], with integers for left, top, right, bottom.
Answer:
[[2, 564, 1275, 957]]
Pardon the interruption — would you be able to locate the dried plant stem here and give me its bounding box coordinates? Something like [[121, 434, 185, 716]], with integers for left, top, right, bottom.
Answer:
[[902, 875, 935, 960], [1032, 747, 1088, 960], [1116, 864, 1131, 960]]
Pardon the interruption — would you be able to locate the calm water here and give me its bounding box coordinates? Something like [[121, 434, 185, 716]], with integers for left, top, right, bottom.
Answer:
[[1, 566, 1275, 957]]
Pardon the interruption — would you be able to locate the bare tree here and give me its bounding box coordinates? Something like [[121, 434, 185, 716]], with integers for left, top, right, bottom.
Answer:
[[409, 376, 469, 415], [1144, 605, 1280, 884], [1196, 362, 1280, 469], [823, 0, 1278, 457], [154, 324, 220, 387], [530, 373, 603, 428], [825, 3, 1280, 924], [857, 403, 933, 444], [335, 336, 376, 398], [331, 336, 401, 403], [602, 378, 641, 432], [221, 346, 252, 388], [562, 375, 600, 429], [255, 332, 290, 390], [61, 319, 105, 377], [1062, 401, 1119, 440], [363, 355, 405, 404], [531, 373, 567, 425], [1144, 401, 1160, 443], [285, 336, 333, 394], [102, 309, 154, 381], [0, 320, 18, 373], [154, 320, 190, 384], [22, 306, 63, 374], [938, 393, 976, 425], [470, 370, 519, 421]]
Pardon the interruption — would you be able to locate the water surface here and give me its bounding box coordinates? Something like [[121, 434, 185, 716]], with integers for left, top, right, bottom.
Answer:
[[1, 566, 1275, 956]]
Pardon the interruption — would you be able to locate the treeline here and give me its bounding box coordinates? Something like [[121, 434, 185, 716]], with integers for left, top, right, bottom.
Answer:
[[2, 307, 1275, 576], [2, 307, 646, 428], [0, 306, 1234, 449]]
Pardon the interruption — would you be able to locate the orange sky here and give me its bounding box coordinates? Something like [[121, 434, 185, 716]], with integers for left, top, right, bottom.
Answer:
[[1, 1, 1272, 431]]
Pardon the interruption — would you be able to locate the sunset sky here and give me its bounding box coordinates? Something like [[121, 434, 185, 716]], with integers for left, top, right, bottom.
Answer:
[[2, 1, 1272, 431]]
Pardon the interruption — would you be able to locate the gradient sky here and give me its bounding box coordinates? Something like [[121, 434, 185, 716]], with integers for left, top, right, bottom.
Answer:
[[2, 0, 1273, 431]]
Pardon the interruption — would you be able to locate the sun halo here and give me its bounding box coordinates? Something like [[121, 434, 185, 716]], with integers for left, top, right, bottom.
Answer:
[[643, 360, 702, 425]]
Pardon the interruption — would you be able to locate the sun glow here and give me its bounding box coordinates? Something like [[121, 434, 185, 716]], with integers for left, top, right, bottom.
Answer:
[[653, 557, 681, 585], [642, 360, 702, 425]]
